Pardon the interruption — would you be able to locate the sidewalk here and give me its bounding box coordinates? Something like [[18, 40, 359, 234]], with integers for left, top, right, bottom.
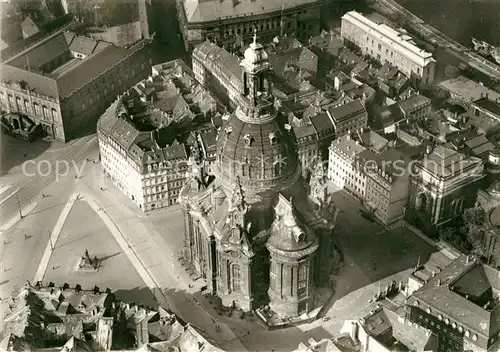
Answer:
[[403, 221, 460, 260], [33, 193, 79, 282], [75, 180, 247, 351]]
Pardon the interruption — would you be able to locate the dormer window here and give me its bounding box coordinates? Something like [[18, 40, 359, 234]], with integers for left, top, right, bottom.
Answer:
[[243, 134, 253, 147], [269, 132, 277, 145], [297, 232, 305, 243]]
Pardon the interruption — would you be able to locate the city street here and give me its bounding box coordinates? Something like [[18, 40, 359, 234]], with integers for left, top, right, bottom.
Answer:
[[0, 134, 98, 227]]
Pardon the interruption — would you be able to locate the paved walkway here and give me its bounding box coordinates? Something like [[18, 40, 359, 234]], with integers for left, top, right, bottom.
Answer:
[[75, 180, 247, 351], [33, 193, 79, 282]]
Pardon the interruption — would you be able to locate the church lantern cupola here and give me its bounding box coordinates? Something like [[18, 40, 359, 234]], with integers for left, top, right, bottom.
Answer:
[[240, 30, 272, 107]]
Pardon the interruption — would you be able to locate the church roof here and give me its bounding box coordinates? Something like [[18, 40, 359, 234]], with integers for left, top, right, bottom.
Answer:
[[266, 195, 318, 255], [215, 108, 298, 193]]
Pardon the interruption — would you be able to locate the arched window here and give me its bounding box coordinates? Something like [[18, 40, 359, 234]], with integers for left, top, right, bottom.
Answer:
[[42, 105, 49, 120], [24, 100, 30, 113], [231, 264, 241, 293], [16, 97, 22, 111], [273, 161, 281, 176], [269, 261, 276, 291], [51, 108, 58, 122], [298, 263, 307, 297], [33, 102, 40, 116]]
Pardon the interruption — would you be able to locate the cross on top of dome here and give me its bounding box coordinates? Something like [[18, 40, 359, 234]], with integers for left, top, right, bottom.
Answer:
[[241, 29, 269, 74]]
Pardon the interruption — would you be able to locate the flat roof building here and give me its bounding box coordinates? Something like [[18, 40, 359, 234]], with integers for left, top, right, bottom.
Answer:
[[341, 11, 436, 86]]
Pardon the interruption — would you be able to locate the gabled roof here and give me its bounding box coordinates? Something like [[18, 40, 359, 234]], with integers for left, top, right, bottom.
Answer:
[[411, 256, 500, 346], [328, 99, 366, 123]]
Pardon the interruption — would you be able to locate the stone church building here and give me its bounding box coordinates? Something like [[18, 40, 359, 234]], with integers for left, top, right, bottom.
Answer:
[[179, 33, 338, 318]]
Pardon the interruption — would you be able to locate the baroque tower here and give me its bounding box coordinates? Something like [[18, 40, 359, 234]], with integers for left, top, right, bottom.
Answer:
[[180, 32, 333, 317]]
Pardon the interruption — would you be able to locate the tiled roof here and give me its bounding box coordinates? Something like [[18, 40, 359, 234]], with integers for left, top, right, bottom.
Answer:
[[193, 40, 243, 91], [21, 15, 41, 38], [309, 112, 333, 133], [0, 62, 59, 98], [328, 99, 366, 122], [199, 129, 217, 153], [56, 45, 128, 98], [438, 76, 500, 102], [398, 94, 431, 114], [330, 134, 365, 157], [67, 34, 100, 55], [411, 256, 500, 346], [182, 0, 320, 23], [1, 30, 134, 100]]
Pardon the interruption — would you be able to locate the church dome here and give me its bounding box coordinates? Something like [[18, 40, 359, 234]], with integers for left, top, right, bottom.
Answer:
[[214, 111, 300, 207]]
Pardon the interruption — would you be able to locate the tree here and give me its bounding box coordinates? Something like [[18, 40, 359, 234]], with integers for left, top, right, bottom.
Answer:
[[462, 207, 487, 256]]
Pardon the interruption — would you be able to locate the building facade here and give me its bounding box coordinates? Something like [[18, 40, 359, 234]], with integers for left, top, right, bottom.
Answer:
[[398, 94, 432, 120], [97, 60, 218, 211], [406, 145, 485, 232], [177, 0, 322, 50], [361, 148, 410, 225], [327, 98, 368, 137], [328, 134, 367, 200], [0, 30, 152, 142], [406, 255, 500, 352], [179, 34, 337, 317], [341, 11, 436, 86]]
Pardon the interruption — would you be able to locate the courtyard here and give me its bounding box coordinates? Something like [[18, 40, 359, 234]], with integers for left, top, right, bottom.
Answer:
[[44, 199, 156, 307]]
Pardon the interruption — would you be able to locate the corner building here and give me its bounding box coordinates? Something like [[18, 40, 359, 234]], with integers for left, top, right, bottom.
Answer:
[[179, 33, 335, 317]]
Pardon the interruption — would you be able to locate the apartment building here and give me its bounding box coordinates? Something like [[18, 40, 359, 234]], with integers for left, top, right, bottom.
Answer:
[[361, 148, 410, 225], [397, 94, 432, 120], [192, 40, 243, 108], [0, 30, 152, 141], [97, 60, 218, 211], [328, 134, 367, 200], [341, 11, 436, 86], [177, 0, 322, 50], [327, 99, 368, 137], [294, 112, 336, 174]]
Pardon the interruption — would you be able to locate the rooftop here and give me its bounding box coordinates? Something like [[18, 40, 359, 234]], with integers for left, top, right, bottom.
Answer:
[[182, 0, 320, 23], [360, 307, 437, 352], [342, 11, 435, 67], [420, 144, 482, 177], [1, 30, 145, 100], [397, 94, 431, 115], [473, 97, 500, 118], [330, 134, 366, 157], [98, 60, 217, 172], [411, 256, 500, 347], [439, 76, 500, 102], [328, 99, 366, 123]]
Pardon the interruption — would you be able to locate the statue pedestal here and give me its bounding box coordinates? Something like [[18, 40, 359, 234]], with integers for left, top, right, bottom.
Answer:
[[74, 256, 100, 272]]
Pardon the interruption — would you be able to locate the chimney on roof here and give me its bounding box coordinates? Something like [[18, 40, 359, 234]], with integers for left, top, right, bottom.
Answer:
[[437, 278, 441, 286]]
